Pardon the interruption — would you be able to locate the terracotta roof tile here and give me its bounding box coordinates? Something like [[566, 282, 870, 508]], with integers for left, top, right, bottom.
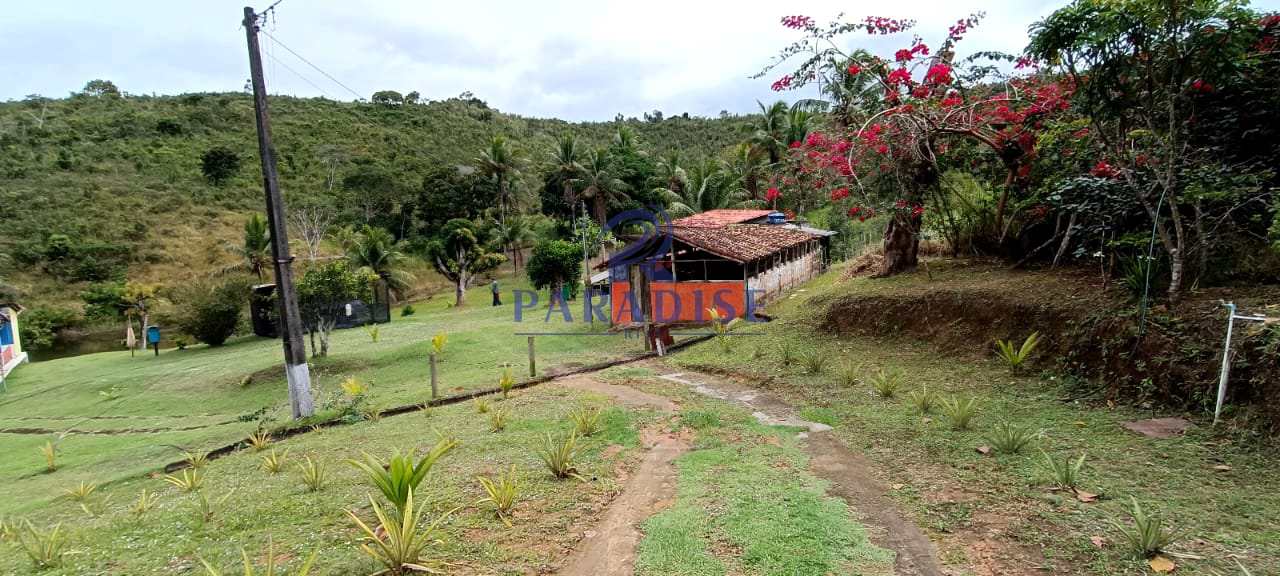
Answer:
[[672, 209, 772, 227]]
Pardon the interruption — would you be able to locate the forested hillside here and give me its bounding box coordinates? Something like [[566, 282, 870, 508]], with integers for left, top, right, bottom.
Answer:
[[0, 88, 756, 308]]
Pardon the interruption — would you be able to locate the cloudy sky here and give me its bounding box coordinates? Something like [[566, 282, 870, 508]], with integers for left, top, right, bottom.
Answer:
[[4, 0, 1278, 121]]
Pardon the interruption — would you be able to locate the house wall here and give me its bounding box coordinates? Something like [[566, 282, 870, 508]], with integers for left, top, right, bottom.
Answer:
[[746, 249, 823, 305], [609, 280, 748, 323], [1, 307, 27, 376]]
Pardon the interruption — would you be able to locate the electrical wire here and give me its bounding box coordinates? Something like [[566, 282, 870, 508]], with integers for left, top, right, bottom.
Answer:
[[264, 38, 334, 99], [260, 29, 365, 101]]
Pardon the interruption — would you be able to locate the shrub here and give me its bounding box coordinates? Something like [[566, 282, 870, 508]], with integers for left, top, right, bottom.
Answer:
[[537, 432, 583, 480], [201, 146, 241, 185], [400, 304, 416, 317], [477, 466, 520, 526], [348, 438, 457, 515], [800, 350, 829, 374], [64, 481, 98, 502], [1041, 450, 1086, 490], [17, 307, 81, 351], [16, 520, 67, 569], [993, 331, 1042, 372], [261, 449, 288, 474], [348, 488, 453, 574], [1111, 497, 1180, 559], [985, 421, 1037, 454], [175, 278, 248, 346], [164, 469, 204, 492], [870, 368, 903, 398], [431, 332, 447, 356], [905, 387, 937, 414], [778, 342, 796, 365], [474, 398, 490, 414], [297, 456, 327, 492], [193, 490, 234, 524], [569, 406, 602, 437], [365, 325, 380, 343], [941, 396, 979, 430], [707, 307, 740, 353], [839, 362, 861, 387]]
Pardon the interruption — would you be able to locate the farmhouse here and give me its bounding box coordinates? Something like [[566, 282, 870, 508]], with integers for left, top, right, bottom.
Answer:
[[0, 302, 27, 377], [605, 209, 833, 326]]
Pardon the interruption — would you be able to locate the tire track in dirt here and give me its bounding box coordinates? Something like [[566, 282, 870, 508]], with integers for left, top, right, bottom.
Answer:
[[656, 369, 943, 576], [555, 376, 689, 576]]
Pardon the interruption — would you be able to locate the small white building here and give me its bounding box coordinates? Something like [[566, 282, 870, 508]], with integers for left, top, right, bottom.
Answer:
[[1, 303, 27, 377]]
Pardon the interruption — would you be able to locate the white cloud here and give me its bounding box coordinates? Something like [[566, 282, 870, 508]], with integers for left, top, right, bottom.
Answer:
[[4, 0, 1276, 120]]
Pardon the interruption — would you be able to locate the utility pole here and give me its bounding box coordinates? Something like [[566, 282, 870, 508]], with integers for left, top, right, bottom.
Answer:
[[243, 6, 314, 418], [580, 202, 593, 324]]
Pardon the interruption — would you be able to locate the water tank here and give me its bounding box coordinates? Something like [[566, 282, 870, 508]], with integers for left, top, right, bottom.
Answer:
[[767, 212, 787, 225]]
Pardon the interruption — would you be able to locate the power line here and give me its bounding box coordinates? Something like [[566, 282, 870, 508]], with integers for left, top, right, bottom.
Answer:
[[264, 37, 333, 98], [261, 29, 365, 101]]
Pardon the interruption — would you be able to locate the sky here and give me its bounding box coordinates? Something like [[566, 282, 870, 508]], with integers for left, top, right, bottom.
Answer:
[[3, 0, 1277, 121]]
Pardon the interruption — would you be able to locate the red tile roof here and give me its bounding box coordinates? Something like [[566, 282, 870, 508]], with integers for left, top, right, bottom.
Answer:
[[672, 224, 816, 263], [672, 209, 772, 228]]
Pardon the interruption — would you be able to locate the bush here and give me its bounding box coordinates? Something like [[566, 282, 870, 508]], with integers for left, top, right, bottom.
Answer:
[[201, 147, 241, 186], [175, 278, 248, 346], [400, 304, 416, 317], [17, 307, 81, 351]]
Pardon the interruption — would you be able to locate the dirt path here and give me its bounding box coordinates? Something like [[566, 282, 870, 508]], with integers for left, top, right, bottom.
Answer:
[[555, 376, 689, 576], [656, 370, 943, 576]]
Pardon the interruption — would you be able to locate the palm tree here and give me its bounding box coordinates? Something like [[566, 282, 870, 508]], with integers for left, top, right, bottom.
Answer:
[[548, 133, 585, 205], [658, 157, 753, 217], [493, 215, 535, 272], [347, 225, 414, 299], [653, 149, 688, 199], [824, 51, 883, 127], [575, 149, 629, 226], [785, 106, 814, 148], [225, 213, 270, 281], [725, 142, 765, 200], [475, 135, 522, 225], [749, 100, 790, 165]]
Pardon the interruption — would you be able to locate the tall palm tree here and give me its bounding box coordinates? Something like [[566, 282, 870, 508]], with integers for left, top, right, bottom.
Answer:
[[548, 133, 585, 205], [576, 149, 629, 226], [347, 225, 414, 299], [225, 213, 270, 281], [785, 106, 814, 148], [493, 215, 535, 272], [824, 51, 883, 127], [749, 100, 790, 165], [658, 157, 753, 217], [653, 149, 688, 199], [475, 135, 522, 225], [725, 142, 765, 200]]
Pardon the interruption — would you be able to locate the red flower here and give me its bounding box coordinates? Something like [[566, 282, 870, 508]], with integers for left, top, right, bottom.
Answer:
[[1190, 79, 1215, 93], [847, 205, 863, 217], [1090, 161, 1119, 179], [910, 204, 924, 218], [924, 63, 952, 85], [781, 15, 813, 29], [941, 95, 963, 107], [847, 64, 862, 75], [830, 187, 850, 201], [766, 187, 782, 202], [788, 140, 802, 149], [886, 67, 912, 86], [876, 144, 889, 155], [895, 48, 913, 62], [771, 75, 793, 91]]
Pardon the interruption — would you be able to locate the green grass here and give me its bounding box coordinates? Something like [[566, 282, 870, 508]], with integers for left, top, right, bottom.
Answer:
[[0, 278, 648, 517], [668, 261, 1280, 575], [636, 395, 893, 576]]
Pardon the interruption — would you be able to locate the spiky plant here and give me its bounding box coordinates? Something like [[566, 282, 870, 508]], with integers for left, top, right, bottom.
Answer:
[[870, 368, 903, 398], [993, 331, 1042, 372], [474, 398, 491, 414], [347, 488, 455, 575], [839, 362, 861, 388], [537, 432, 583, 480], [431, 332, 447, 356], [164, 468, 205, 492], [361, 406, 384, 423], [348, 438, 457, 515], [941, 396, 979, 430], [986, 421, 1037, 454], [261, 449, 289, 474], [340, 376, 369, 397], [297, 456, 327, 492], [498, 367, 516, 399], [476, 466, 520, 527], [16, 520, 67, 569], [246, 430, 272, 452], [489, 407, 509, 432], [184, 451, 210, 469], [132, 489, 159, 517], [0, 516, 15, 542], [778, 341, 796, 366], [1111, 497, 1180, 559], [569, 406, 602, 437], [905, 387, 937, 414], [193, 490, 234, 524], [64, 480, 99, 502], [200, 538, 318, 576], [1041, 450, 1087, 490], [366, 325, 380, 343], [800, 350, 829, 374], [40, 441, 57, 473]]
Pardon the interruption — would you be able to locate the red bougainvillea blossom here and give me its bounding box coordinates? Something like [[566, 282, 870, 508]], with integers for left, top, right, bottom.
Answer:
[[781, 15, 813, 29], [765, 187, 782, 203], [1090, 160, 1119, 179]]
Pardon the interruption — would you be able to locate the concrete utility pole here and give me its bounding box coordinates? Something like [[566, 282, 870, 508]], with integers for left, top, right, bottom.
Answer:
[[243, 5, 314, 418]]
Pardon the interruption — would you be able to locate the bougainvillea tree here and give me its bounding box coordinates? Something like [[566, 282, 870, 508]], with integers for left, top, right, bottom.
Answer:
[[757, 13, 1073, 275]]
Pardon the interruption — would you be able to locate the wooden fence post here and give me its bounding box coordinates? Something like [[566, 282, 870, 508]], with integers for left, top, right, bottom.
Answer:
[[527, 336, 536, 377], [429, 352, 438, 399]]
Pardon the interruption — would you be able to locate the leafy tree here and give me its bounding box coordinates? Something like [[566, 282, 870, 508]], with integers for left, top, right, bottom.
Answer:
[[174, 278, 248, 346], [404, 91, 420, 105], [347, 225, 414, 299], [371, 90, 404, 106], [342, 163, 403, 226], [526, 240, 583, 301], [475, 135, 523, 225], [80, 282, 128, 321], [426, 218, 505, 307], [414, 165, 495, 234], [297, 262, 375, 357], [201, 147, 241, 186], [225, 213, 271, 281], [17, 307, 80, 351], [82, 79, 120, 98]]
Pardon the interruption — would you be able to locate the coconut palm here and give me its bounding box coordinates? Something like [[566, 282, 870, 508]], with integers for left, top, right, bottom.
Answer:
[[475, 135, 522, 225], [725, 142, 766, 200], [658, 157, 753, 218], [653, 149, 688, 199], [785, 106, 814, 148], [575, 149, 629, 226], [824, 51, 884, 127], [548, 134, 585, 205], [347, 225, 414, 299], [749, 100, 790, 165], [493, 215, 535, 271], [225, 213, 271, 281]]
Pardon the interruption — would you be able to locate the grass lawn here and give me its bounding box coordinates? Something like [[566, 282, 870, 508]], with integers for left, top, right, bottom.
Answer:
[[0, 276, 645, 517], [668, 262, 1280, 576]]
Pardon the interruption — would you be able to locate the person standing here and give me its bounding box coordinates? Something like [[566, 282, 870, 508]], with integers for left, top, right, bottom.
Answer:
[[491, 279, 502, 306]]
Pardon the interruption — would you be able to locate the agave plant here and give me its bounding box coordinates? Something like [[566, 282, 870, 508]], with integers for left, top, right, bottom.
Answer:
[[993, 331, 1042, 372], [184, 451, 210, 469], [800, 350, 829, 374], [474, 398, 491, 414], [349, 438, 457, 515], [489, 407, 509, 433], [40, 440, 58, 473], [347, 489, 456, 575], [193, 489, 235, 524], [476, 466, 520, 527], [1111, 497, 1181, 559], [905, 387, 937, 414], [132, 488, 159, 517], [498, 367, 515, 399], [870, 368, 903, 398], [64, 480, 99, 502]]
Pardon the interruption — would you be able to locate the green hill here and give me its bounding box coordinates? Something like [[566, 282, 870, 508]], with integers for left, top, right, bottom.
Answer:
[[0, 91, 756, 308]]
